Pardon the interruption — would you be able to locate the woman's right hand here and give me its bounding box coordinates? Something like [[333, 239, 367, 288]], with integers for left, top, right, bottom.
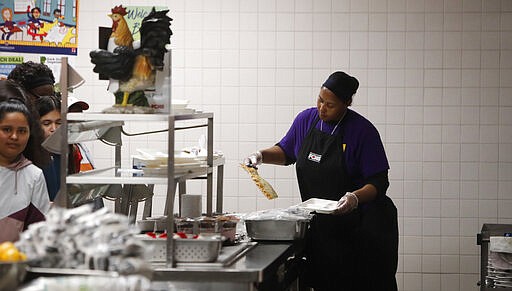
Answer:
[[243, 151, 262, 168]]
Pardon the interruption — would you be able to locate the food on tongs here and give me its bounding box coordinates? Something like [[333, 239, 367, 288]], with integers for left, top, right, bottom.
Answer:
[[240, 164, 278, 200]]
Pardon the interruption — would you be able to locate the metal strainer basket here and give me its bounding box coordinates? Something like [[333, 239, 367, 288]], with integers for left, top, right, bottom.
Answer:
[[174, 238, 222, 262], [138, 235, 222, 263]]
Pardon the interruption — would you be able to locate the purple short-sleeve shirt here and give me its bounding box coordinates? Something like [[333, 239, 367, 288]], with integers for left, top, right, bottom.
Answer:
[[277, 107, 389, 188]]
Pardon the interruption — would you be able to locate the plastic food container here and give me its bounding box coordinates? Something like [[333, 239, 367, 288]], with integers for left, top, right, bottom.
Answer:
[[216, 215, 239, 245], [175, 217, 196, 237], [136, 216, 167, 232], [197, 216, 218, 236]]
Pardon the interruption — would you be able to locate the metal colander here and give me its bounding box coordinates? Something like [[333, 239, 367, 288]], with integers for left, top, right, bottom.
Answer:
[[174, 238, 222, 262], [137, 236, 222, 263]]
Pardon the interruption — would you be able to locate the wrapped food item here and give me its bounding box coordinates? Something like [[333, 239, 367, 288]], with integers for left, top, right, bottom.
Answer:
[[242, 207, 312, 221], [15, 205, 151, 276]]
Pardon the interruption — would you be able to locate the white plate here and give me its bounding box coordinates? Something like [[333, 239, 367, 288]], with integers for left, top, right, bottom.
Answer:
[[295, 198, 338, 214]]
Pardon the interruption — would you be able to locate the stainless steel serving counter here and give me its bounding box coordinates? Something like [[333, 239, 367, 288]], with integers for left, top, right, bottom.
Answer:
[[150, 241, 304, 291]]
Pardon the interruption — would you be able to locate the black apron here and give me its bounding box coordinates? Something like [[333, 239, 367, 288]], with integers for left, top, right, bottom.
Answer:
[[296, 117, 398, 291]]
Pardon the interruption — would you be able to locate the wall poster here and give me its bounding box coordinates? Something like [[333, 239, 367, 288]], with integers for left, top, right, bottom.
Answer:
[[0, 55, 24, 79], [0, 0, 79, 55]]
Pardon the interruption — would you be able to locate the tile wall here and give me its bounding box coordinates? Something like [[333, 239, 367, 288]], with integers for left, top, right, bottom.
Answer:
[[68, 0, 512, 290]]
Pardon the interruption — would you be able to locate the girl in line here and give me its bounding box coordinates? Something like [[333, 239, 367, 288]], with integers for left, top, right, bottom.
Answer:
[[0, 80, 49, 169], [35, 95, 62, 201], [0, 98, 50, 243]]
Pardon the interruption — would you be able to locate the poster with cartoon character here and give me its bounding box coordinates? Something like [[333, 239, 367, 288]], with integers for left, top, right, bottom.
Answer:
[[0, 0, 78, 55]]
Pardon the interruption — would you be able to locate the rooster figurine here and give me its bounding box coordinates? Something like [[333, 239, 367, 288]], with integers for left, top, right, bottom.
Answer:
[[90, 6, 172, 112]]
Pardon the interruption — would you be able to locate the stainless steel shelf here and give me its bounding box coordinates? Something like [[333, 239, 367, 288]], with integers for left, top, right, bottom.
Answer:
[[66, 157, 225, 185], [67, 112, 213, 121]]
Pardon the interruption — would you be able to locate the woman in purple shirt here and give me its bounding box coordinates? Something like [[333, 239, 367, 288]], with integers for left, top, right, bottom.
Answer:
[[244, 71, 398, 291]]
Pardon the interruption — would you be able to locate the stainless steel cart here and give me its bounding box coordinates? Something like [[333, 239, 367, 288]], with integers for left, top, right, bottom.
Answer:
[[477, 224, 512, 290]]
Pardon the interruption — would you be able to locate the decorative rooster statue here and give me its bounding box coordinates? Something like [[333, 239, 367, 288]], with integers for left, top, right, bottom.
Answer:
[[90, 6, 172, 112]]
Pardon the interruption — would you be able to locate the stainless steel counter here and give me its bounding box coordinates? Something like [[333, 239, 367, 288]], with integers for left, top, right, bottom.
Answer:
[[151, 241, 304, 291], [23, 241, 305, 291]]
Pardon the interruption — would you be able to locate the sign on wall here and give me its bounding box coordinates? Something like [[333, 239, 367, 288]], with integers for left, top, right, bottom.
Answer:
[[0, 0, 79, 55], [0, 55, 24, 79]]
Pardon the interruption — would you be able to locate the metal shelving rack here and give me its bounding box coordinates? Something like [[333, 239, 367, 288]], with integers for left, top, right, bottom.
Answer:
[[56, 57, 225, 268]]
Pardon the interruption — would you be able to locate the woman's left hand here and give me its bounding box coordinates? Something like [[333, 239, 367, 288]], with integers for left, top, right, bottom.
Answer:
[[333, 192, 358, 215]]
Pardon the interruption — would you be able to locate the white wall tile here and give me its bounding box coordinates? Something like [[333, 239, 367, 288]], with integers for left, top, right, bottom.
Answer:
[[478, 162, 498, 181], [404, 218, 424, 238], [459, 218, 479, 236], [444, 69, 462, 87], [350, 50, 368, 68], [459, 274, 479, 291], [350, 13, 369, 31], [441, 255, 460, 273], [441, 199, 460, 217], [403, 273, 423, 291], [441, 235, 460, 254], [441, 274, 460, 291], [422, 254, 441, 272], [350, 31, 369, 49], [388, 31, 406, 49], [403, 254, 422, 272], [388, 0, 407, 13], [481, 32, 500, 50], [423, 218, 441, 235], [423, 199, 441, 217], [423, 180, 442, 199], [294, 13, 312, 32], [402, 235, 422, 254], [479, 199, 498, 218], [458, 237, 476, 257], [459, 255, 479, 274], [498, 200, 512, 218]]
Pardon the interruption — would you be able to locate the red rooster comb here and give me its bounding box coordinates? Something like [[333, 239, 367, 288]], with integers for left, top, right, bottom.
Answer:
[[111, 5, 128, 16]]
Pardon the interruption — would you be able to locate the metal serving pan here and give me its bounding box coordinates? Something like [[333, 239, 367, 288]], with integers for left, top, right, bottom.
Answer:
[[245, 219, 309, 241]]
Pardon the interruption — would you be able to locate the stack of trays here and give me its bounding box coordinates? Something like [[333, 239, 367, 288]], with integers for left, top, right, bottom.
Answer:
[[132, 149, 206, 176], [487, 236, 512, 288]]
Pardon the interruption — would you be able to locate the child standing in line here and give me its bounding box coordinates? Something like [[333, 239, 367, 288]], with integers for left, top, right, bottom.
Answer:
[[0, 79, 49, 169], [0, 99, 50, 243], [35, 95, 62, 201]]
